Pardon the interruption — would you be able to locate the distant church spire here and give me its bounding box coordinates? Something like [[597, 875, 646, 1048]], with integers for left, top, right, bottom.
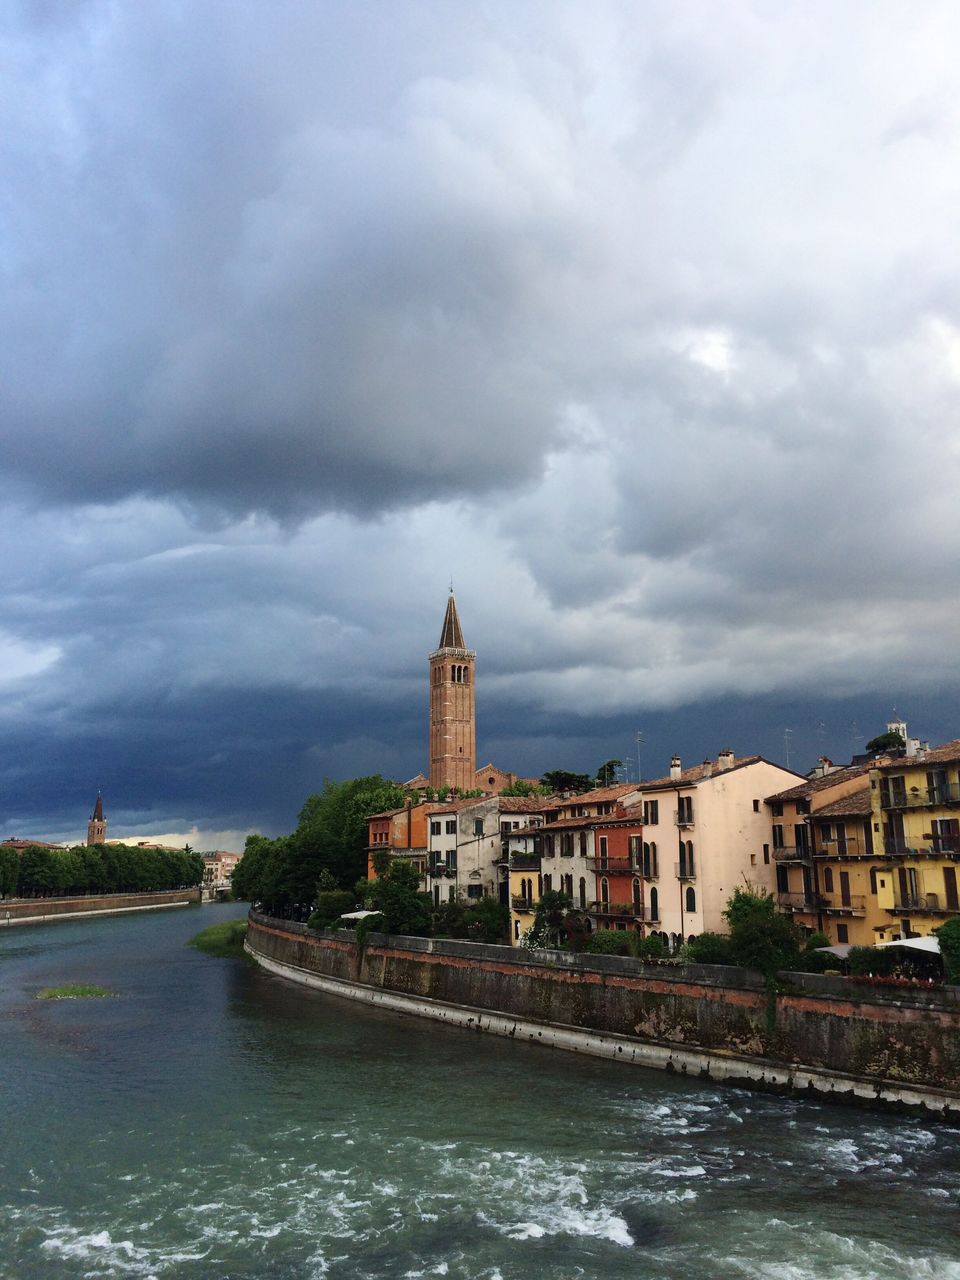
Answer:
[[87, 792, 107, 846], [429, 593, 476, 791]]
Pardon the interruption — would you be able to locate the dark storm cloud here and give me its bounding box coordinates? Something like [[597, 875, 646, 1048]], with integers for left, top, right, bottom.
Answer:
[[3, 2, 960, 840]]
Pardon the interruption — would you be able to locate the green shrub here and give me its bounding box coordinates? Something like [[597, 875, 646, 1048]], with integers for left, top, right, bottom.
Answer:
[[308, 890, 356, 929], [685, 932, 735, 966], [633, 934, 667, 962], [189, 919, 248, 958], [803, 931, 831, 952], [585, 928, 632, 955], [935, 917, 960, 985], [794, 948, 835, 973], [724, 889, 801, 975], [847, 945, 895, 976]]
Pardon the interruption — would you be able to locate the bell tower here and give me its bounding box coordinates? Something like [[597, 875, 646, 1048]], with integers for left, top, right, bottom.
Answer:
[[87, 792, 107, 846], [429, 593, 476, 791]]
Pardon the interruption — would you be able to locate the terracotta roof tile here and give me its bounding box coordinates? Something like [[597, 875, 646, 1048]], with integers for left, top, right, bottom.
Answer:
[[810, 791, 874, 819], [875, 739, 960, 770], [765, 764, 876, 804]]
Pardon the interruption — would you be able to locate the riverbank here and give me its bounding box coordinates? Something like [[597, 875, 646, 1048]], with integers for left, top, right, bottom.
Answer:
[[0, 888, 200, 927], [246, 911, 960, 1117]]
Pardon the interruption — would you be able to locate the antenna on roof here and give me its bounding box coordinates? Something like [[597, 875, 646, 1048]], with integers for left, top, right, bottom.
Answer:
[[635, 729, 644, 783], [784, 727, 793, 769]]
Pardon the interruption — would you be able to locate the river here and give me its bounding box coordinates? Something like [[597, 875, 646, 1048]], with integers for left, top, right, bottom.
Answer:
[[1, 903, 958, 1279]]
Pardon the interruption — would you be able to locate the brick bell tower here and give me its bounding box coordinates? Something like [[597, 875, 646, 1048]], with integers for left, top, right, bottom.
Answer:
[[429, 592, 476, 791], [87, 792, 107, 846]]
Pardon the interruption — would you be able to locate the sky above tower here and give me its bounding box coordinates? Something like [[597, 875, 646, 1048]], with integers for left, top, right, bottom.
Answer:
[[2, 1, 960, 846]]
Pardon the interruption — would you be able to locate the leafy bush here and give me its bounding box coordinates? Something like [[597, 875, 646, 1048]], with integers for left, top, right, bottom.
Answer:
[[794, 948, 836, 974], [685, 932, 735, 966], [585, 928, 632, 955], [724, 889, 801, 976], [936, 917, 960, 985], [847, 945, 896, 976], [803, 931, 831, 952], [308, 890, 356, 929], [632, 934, 667, 962]]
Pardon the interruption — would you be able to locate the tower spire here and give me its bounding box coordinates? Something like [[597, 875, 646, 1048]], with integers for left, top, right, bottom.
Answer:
[[428, 593, 476, 791], [87, 791, 107, 846]]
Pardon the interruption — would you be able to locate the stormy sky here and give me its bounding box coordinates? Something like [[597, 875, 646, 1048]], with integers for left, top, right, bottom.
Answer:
[[3, 1, 960, 848]]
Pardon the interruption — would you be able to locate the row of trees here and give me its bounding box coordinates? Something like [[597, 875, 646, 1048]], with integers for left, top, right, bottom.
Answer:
[[0, 843, 204, 899]]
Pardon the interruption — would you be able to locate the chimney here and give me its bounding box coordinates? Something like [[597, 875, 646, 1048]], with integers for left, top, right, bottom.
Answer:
[[717, 749, 734, 772], [670, 756, 682, 781], [701, 759, 713, 779]]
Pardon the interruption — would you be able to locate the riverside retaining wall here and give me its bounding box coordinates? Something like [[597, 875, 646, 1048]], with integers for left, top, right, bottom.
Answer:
[[245, 912, 960, 1115], [0, 888, 201, 926]]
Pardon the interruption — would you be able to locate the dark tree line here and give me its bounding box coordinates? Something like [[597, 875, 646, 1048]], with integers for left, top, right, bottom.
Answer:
[[0, 843, 203, 899], [232, 775, 407, 915]]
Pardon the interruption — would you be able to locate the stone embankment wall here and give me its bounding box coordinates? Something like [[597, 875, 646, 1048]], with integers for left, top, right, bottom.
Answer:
[[246, 912, 960, 1115], [1, 889, 200, 926]]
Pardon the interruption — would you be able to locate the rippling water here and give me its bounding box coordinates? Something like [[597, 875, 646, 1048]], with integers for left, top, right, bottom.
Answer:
[[1, 904, 959, 1279]]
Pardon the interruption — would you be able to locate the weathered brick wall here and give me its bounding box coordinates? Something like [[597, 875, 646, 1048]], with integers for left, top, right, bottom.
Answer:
[[247, 913, 960, 1094], [2, 889, 200, 919]]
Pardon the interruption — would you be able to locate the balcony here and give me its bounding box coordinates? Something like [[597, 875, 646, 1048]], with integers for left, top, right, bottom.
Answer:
[[777, 891, 828, 912], [674, 862, 696, 881], [590, 900, 636, 918], [819, 894, 866, 916], [891, 892, 956, 915], [510, 853, 541, 870], [673, 810, 694, 828], [511, 895, 535, 912], [881, 781, 960, 810], [815, 838, 870, 859], [772, 846, 812, 863], [588, 858, 634, 873]]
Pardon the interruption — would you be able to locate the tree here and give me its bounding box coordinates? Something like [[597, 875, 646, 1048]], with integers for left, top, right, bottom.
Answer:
[[684, 932, 735, 965], [935, 918, 960, 984], [500, 779, 550, 797], [368, 859, 432, 936], [540, 770, 592, 795], [524, 889, 573, 948], [723, 889, 801, 977], [865, 730, 905, 754], [595, 759, 623, 787]]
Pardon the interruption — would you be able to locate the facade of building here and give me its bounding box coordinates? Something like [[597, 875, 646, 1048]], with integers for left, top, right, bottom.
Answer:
[[365, 801, 440, 880], [425, 795, 546, 908], [201, 850, 242, 892], [628, 752, 804, 949], [429, 593, 476, 792], [87, 793, 106, 846], [869, 740, 960, 941]]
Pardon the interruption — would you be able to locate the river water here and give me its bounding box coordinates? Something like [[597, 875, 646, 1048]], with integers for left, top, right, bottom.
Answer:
[[1, 903, 959, 1279]]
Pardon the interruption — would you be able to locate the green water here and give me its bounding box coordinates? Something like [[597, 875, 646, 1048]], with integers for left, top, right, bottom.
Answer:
[[1, 904, 958, 1278]]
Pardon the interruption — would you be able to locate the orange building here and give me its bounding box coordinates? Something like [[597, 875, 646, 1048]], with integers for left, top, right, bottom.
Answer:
[[365, 801, 439, 880]]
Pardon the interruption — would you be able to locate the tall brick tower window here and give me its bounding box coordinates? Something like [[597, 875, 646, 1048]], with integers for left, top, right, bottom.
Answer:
[[429, 593, 476, 791]]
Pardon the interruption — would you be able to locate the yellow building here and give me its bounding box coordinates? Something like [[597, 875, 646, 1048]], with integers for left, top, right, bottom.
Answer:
[[869, 741, 960, 941]]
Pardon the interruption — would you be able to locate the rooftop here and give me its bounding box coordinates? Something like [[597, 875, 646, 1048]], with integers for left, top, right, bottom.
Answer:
[[765, 764, 875, 804], [810, 790, 874, 819], [875, 739, 960, 771]]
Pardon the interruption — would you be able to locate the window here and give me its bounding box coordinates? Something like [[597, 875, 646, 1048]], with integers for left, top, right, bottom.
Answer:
[[579, 832, 587, 857], [445, 819, 456, 835], [836, 924, 849, 944], [599, 836, 608, 857], [447, 851, 457, 871], [823, 867, 834, 892], [467, 884, 483, 899], [430, 821, 441, 836], [500, 822, 511, 835], [649, 887, 659, 920], [643, 799, 659, 825], [544, 835, 554, 858], [685, 886, 696, 913], [600, 877, 609, 904], [677, 796, 694, 824], [542, 874, 552, 892], [448, 886, 456, 901], [561, 833, 574, 857], [771, 802, 783, 817], [629, 835, 642, 866], [474, 818, 484, 836], [753, 799, 760, 812], [632, 877, 641, 906], [772, 824, 784, 850], [763, 843, 770, 865], [578, 877, 586, 908]]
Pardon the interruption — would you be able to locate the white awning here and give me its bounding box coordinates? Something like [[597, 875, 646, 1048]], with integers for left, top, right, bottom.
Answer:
[[874, 936, 941, 955], [337, 909, 382, 921]]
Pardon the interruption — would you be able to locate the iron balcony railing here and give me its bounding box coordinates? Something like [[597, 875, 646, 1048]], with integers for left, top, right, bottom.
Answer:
[[818, 894, 866, 915], [588, 858, 636, 873], [891, 892, 956, 913], [674, 862, 696, 881], [814, 838, 870, 858], [881, 781, 960, 810], [776, 891, 828, 912], [590, 900, 659, 922], [772, 846, 812, 863], [511, 895, 535, 911]]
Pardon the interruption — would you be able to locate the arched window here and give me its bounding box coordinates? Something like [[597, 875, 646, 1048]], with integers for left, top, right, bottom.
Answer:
[[650, 887, 659, 921], [543, 874, 552, 892], [685, 886, 696, 913], [537, 874, 543, 897], [632, 877, 641, 906], [601, 877, 609, 904], [565, 874, 573, 898], [578, 877, 586, 908], [463, 667, 469, 684]]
